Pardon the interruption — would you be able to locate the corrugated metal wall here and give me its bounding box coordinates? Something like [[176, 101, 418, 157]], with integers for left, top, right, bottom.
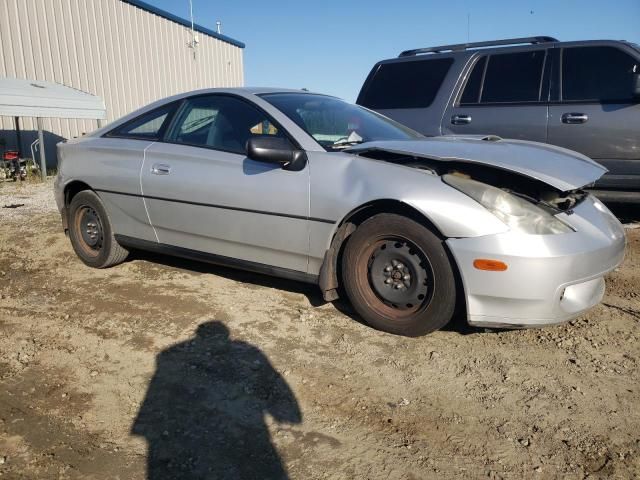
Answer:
[[0, 0, 244, 155]]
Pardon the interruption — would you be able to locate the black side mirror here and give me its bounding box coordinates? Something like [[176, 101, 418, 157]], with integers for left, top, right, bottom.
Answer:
[[633, 73, 640, 99], [246, 136, 306, 171]]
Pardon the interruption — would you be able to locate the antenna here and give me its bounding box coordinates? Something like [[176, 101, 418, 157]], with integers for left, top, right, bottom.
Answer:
[[186, 0, 199, 59], [467, 14, 470, 42]]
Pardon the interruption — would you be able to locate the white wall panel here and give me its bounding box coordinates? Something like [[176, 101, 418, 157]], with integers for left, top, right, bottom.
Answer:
[[0, 0, 244, 155]]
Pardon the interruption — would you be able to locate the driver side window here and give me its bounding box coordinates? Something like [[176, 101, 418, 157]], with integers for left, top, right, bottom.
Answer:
[[167, 95, 284, 154]]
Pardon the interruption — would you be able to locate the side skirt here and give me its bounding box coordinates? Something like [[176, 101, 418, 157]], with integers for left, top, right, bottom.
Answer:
[[115, 235, 319, 285]]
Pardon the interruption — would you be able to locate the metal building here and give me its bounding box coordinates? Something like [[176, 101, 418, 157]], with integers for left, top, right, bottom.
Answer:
[[0, 0, 245, 166]]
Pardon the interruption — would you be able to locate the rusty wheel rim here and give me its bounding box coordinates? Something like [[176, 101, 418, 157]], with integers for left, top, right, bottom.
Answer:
[[74, 205, 103, 258], [357, 237, 434, 319]]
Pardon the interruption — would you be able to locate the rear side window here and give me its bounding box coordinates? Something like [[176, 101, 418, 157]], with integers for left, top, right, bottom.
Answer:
[[109, 103, 175, 140], [562, 46, 639, 102], [358, 58, 453, 109], [481, 50, 546, 103]]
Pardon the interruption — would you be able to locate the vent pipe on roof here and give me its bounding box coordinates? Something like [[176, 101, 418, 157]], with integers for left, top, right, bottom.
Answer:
[[216, 21, 222, 34], [187, 0, 199, 58]]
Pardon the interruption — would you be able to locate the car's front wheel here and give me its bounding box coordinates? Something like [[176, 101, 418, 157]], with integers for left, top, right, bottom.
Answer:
[[341, 213, 456, 336], [68, 190, 129, 268]]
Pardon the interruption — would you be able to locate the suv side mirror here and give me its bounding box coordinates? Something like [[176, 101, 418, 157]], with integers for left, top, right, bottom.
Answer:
[[633, 73, 640, 99], [246, 136, 306, 171]]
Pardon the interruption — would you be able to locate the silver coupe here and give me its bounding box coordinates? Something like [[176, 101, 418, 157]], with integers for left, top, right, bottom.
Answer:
[[55, 88, 626, 336]]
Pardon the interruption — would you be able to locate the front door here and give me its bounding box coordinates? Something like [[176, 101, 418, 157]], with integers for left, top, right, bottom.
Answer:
[[444, 49, 549, 142], [141, 94, 310, 272], [547, 45, 640, 191]]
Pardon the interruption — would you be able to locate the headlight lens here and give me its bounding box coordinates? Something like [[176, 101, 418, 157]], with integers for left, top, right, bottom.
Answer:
[[443, 174, 572, 235]]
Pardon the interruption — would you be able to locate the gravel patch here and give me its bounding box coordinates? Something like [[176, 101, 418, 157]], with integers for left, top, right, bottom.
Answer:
[[0, 179, 58, 220]]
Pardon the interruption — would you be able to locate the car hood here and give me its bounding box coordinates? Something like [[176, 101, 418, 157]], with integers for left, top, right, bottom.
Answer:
[[346, 136, 607, 192]]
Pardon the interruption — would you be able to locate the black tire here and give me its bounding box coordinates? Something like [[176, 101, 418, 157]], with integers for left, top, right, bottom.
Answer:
[[68, 190, 129, 268], [341, 213, 456, 337]]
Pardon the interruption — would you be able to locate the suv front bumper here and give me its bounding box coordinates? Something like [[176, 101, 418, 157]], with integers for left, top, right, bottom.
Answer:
[[447, 195, 626, 328]]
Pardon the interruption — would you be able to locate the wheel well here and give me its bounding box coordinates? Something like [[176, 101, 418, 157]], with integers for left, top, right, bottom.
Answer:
[[336, 199, 445, 238], [318, 200, 466, 315], [60, 181, 92, 232], [64, 181, 92, 207]]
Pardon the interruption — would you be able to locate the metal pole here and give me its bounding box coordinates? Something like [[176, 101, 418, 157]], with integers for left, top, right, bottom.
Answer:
[[36, 117, 47, 180], [14, 116, 22, 157]]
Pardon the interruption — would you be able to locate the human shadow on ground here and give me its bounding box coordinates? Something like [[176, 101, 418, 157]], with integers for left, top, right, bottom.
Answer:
[[131, 321, 302, 479]]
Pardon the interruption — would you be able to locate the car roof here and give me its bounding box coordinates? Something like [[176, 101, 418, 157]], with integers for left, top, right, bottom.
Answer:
[[180, 87, 319, 96], [87, 87, 334, 141], [382, 38, 637, 64]]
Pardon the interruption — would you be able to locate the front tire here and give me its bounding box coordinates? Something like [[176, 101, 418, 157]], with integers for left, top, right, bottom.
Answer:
[[68, 190, 129, 268], [341, 214, 456, 336]]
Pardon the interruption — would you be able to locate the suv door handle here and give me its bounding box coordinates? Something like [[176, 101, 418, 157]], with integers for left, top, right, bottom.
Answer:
[[151, 163, 171, 175], [561, 113, 588, 124], [451, 114, 472, 125]]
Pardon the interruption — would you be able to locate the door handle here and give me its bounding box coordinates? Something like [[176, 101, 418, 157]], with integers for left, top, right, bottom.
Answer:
[[451, 114, 472, 125], [561, 113, 588, 124], [151, 163, 171, 175]]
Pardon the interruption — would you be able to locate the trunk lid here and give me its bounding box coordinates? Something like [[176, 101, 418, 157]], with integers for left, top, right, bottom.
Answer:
[[346, 136, 607, 192]]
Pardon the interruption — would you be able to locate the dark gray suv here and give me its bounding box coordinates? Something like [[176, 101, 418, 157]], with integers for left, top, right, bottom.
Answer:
[[357, 36, 640, 202]]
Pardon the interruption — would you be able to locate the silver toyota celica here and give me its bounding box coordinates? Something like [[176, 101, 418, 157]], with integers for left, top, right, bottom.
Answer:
[[54, 88, 626, 336]]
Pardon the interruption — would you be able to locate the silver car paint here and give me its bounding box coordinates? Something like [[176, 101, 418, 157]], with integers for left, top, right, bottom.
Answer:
[[55, 88, 626, 328], [304, 150, 511, 273], [346, 136, 607, 192], [56, 137, 157, 242], [447, 196, 625, 326], [141, 141, 310, 272]]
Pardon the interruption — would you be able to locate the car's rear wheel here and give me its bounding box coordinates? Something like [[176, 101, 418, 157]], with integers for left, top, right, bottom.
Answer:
[[68, 190, 128, 268], [341, 213, 456, 336]]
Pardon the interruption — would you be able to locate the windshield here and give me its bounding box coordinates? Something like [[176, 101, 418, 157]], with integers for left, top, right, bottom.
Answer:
[[260, 93, 422, 151]]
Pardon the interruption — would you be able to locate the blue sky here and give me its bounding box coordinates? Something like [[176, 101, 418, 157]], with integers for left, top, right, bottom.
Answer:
[[149, 0, 640, 101]]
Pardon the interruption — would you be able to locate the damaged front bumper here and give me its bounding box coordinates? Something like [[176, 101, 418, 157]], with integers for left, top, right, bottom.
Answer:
[[447, 195, 626, 328]]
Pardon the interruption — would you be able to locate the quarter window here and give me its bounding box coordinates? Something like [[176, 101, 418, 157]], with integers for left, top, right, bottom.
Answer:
[[357, 58, 453, 109], [109, 103, 175, 139], [562, 46, 639, 102], [167, 96, 284, 154], [481, 50, 546, 103]]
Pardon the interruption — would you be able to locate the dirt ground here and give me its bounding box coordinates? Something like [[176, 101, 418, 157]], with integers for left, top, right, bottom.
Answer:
[[0, 180, 639, 480]]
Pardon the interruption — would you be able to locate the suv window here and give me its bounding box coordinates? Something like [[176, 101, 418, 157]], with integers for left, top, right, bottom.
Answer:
[[167, 95, 284, 154], [109, 103, 175, 139], [480, 50, 546, 103], [460, 56, 487, 104], [358, 58, 453, 109], [562, 46, 639, 102]]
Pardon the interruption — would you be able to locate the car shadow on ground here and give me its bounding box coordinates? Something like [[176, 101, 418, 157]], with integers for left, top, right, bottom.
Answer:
[[128, 251, 481, 336], [607, 203, 640, 224], [131, 320, 301, 479], [129, 250, 326, 307]]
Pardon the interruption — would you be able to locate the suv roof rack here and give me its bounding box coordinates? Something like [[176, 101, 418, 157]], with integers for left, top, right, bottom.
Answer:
[[398, 36, 559, 57]]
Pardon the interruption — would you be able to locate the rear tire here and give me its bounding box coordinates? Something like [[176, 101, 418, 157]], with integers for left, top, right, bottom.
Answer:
[[68, 190, 129, 268], [341, 213, 456, 336]]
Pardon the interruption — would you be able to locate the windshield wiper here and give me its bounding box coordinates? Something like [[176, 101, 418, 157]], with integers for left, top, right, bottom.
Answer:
[[331, 139, 364, 149], [331, 131, 364, 149]]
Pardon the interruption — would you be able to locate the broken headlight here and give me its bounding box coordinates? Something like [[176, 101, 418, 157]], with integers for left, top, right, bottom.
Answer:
[[443, 174, 573, 235]]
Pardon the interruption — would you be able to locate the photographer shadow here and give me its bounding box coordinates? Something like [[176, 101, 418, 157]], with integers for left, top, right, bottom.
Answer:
[[132, 321, 301, 479]]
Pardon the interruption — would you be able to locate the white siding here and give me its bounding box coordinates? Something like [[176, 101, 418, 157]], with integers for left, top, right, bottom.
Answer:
[[0, 0, 244, 144]]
